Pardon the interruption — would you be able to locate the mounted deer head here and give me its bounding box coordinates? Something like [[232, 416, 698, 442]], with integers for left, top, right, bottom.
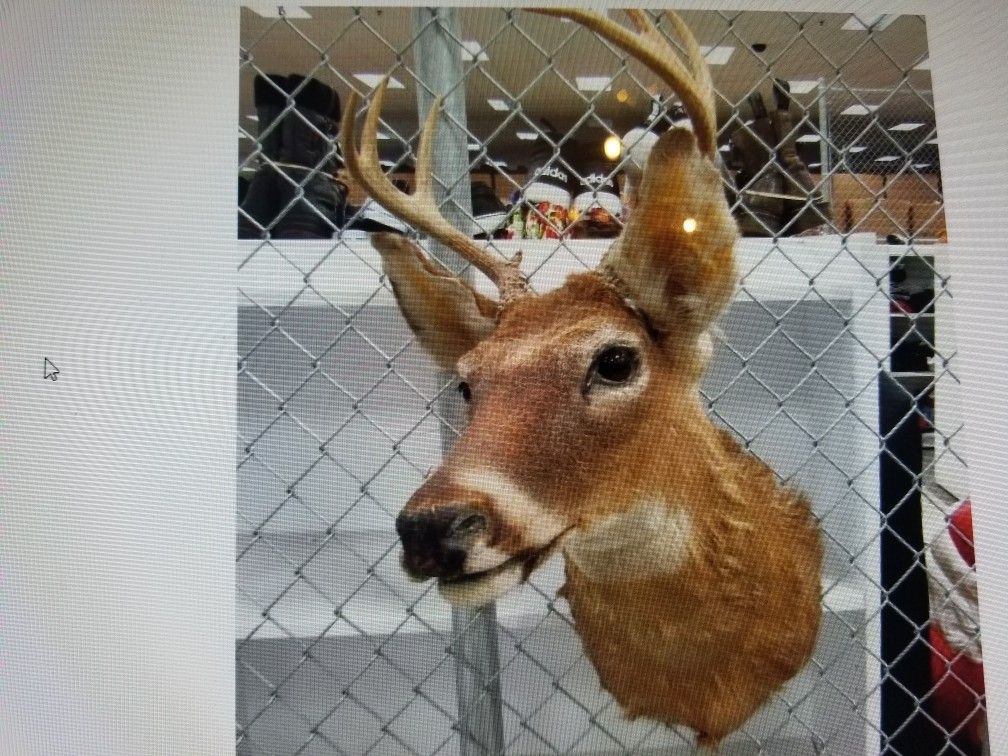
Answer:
[[341, 9, 822, 748]]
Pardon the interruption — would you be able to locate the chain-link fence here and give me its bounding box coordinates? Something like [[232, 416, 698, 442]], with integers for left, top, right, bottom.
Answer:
[[236, 7, 981, 754]]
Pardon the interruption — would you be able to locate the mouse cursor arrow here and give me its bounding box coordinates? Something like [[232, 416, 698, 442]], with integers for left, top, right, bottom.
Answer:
[[44, 358, 60, 381]]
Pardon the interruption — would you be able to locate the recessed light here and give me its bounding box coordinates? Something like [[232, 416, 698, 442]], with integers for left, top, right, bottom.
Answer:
[[719, 144, 732, 152], [460, 41, 488, 62], [840, 104, 880, 116], [576, 76, 613, 92], [788, 80, 819, 94], [353, 73, 404, 89], [847, 145, 868, 153], [516, 131, 539, 141], [875, 155, 900, 162], [700, 45, 735, 65], [842, 14, 896, 32], [888, 122, 924, 131], [796, 134, 821, 143], [487, 98, 509, 111]]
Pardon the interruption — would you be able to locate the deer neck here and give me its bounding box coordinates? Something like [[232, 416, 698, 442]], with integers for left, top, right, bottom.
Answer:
[[553, 400, 822, 742]]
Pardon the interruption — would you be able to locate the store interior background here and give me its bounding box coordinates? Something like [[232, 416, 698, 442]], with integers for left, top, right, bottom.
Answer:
[[239, 7, 943, 239]]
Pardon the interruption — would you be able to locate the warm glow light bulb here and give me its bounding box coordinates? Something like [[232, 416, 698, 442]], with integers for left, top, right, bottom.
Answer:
[[683, 217, 697, 233], [603, 135, 622, 160]]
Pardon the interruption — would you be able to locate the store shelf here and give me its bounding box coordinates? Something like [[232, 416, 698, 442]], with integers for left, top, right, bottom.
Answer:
[[237, 233, 883, 309]]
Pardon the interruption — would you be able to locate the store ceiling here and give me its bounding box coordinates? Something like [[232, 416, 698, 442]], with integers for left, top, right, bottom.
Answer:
[[239, 6, 938, 174]]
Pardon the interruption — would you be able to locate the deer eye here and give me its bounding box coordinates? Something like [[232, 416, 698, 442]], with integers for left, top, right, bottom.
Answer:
[[588, 346, 640, 388], [458, 381, 472, 403]]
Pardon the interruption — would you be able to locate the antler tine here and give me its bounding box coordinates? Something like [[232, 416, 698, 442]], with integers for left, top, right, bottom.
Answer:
[[533, 8, 717, 158], [340, 78, 529, 302]]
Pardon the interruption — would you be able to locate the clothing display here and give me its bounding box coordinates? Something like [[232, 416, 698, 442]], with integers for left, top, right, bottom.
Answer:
[[238, 74, 346, 239], [729, 80, 831, 237]]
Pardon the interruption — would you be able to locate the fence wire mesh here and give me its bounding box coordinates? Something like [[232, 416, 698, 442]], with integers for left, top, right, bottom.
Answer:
[[236, 7, 982, 755]]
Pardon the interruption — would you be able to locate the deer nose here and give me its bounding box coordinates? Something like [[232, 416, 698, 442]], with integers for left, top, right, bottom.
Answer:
[[396, 506, 489, 580]]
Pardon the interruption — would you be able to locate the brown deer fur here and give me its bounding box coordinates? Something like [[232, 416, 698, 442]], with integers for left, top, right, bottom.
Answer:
[[341, 9, 824, 748]]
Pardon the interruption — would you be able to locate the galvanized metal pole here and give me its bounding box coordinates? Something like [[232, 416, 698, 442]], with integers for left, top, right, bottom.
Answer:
[[818, 78, 831, 203], [412, 8, 506, 756]]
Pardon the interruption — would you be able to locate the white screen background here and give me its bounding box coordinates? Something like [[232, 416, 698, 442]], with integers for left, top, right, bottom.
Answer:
[[2, 1, 1006, 753]]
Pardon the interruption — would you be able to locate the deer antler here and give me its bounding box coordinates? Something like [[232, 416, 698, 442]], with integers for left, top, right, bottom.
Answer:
[[341, 79, 529, 302], [532, 9, 738, 345], [533, 9, 717, 159]]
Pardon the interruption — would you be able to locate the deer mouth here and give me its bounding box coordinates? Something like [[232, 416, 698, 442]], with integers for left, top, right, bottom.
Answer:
[[438, 553, 528, 587], [437, 527, 574, 604]]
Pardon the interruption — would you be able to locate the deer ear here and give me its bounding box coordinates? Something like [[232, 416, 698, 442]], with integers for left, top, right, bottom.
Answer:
[[601, 128, 739, 344], [371, 232, 498, 370]]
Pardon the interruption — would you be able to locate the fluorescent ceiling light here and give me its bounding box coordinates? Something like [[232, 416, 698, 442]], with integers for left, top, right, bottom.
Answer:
[[875, 155, 899, 162], [353, 73, 404, 89], [807, 162, 821, 168], [700, 45, 734, 65], [788, 80, 819, 94], [245, 2, 310, 18], [379, 159, 397, 168], [888, 122, 924, 131], [719, 144, 731, 152], [912, 162, 931, 169], [460, 41, 488, 62], [847, 145, 868, 153], [842, 14, 896, 31], [516, 131, 539, 141], [375, 132, 393, 141], [245, 114, 259, 122], [487, 98, 509, 111], [468, 143, 481, 151], [488, 159, 509, 169], [796, 134, 821, 143], [840, 104, 880, 116], [576, 75, 613, 92]]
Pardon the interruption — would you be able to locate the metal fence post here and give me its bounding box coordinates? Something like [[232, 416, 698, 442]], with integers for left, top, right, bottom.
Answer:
[[412, 8, 506, 756], [818, 78, 831, 203]]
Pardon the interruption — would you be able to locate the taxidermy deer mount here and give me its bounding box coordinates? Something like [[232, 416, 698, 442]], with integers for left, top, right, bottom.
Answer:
[[340, 8, 823, 748]]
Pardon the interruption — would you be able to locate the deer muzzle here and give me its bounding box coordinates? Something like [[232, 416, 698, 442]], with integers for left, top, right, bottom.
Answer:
[[395, 505, 490, 581]]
